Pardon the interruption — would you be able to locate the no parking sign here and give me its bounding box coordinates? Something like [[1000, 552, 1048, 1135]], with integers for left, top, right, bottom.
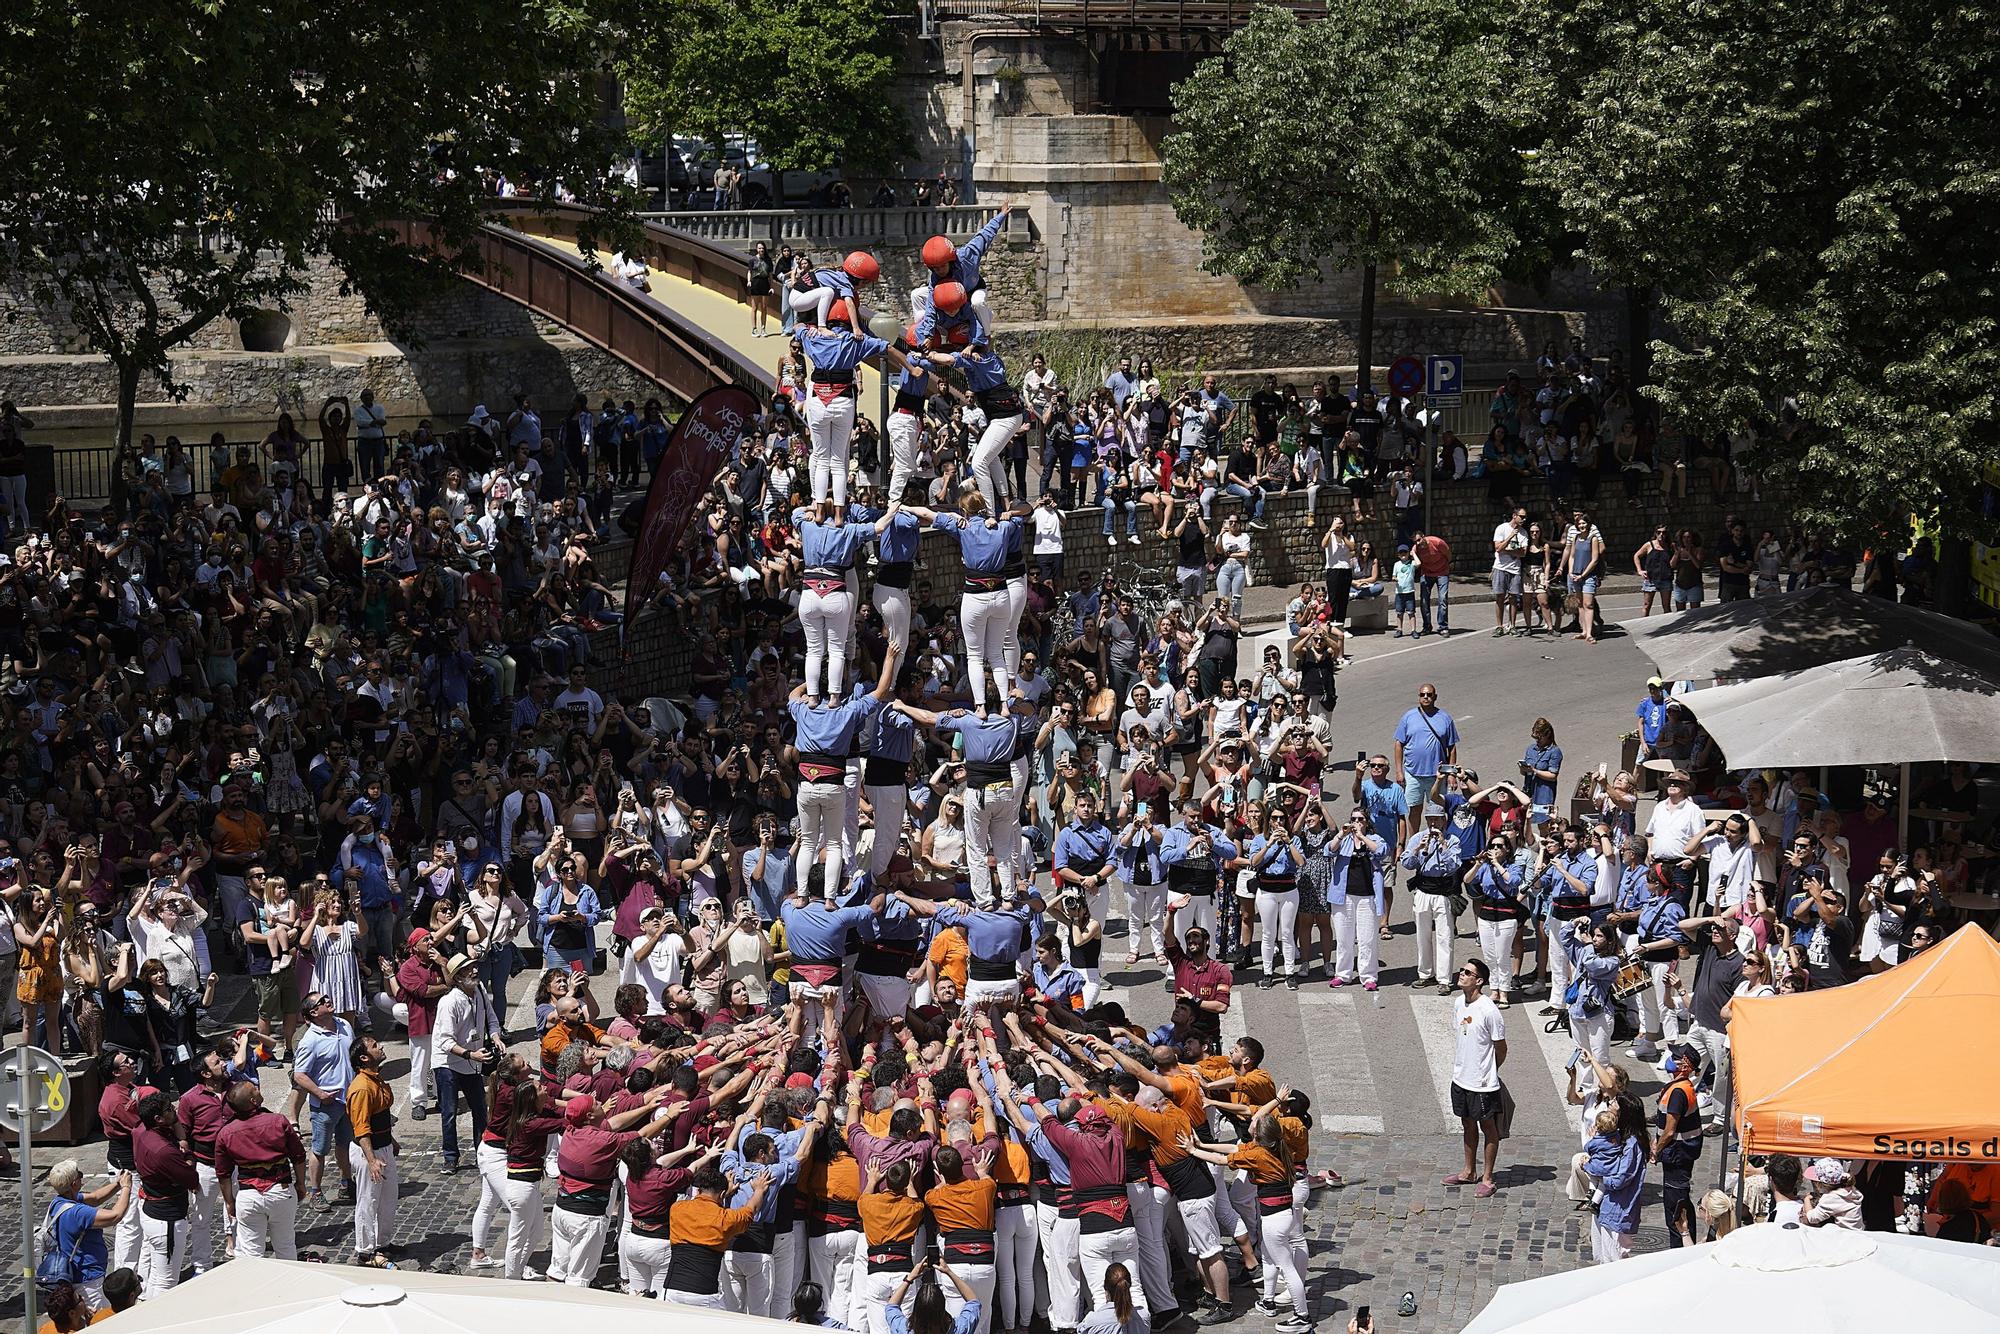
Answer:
[[1387, 355, 1425, 396]]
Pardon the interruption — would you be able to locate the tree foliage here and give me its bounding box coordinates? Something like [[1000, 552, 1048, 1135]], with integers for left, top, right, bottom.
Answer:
[[0, 0, 636, 446], [1160, 1, 1531, 382], [1534, 0, 2000, 544], [618, 0, 911, 174]]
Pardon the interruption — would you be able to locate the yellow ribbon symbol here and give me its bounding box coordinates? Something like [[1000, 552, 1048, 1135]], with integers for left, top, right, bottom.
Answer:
[[38, 1071, 64, 1114]]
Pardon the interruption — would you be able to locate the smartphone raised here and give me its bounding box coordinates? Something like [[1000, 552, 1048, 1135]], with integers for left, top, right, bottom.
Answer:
[[1356, 1306, 1372, 1332]]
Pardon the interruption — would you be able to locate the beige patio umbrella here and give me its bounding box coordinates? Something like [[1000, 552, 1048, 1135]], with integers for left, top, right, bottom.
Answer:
[[1673, 646, 2000, 842], [1626, 585, 2000, 683]]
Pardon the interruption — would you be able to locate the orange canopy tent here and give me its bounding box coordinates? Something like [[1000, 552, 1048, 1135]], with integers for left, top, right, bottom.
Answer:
[[1731, 923, 2000, 1162]]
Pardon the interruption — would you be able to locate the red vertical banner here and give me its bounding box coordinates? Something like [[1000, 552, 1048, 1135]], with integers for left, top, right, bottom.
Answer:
[[624, 384, 760, 620]]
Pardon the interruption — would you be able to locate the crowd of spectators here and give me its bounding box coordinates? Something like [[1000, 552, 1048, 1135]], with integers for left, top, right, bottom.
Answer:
[[5, 316, 1990, 1318]]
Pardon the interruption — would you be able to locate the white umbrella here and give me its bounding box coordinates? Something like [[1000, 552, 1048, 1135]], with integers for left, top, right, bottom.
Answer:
[[103, 1257, 794, 1334], [1624, 584, 2000, 682], [1672, 646, 2000, 844], [1461, 1223, 2000, 1334], [1673, 647, 2000, 768]]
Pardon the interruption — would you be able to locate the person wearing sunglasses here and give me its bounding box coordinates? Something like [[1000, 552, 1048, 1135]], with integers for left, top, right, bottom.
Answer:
[[288, 992, 357, 1209]]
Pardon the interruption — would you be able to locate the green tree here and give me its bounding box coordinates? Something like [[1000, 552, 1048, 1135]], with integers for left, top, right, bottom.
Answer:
[[618, 0, 910, 185], [1540, 0, 2000, 546], [1160, 1, 1530, 391], [0, 0, 635, 451]]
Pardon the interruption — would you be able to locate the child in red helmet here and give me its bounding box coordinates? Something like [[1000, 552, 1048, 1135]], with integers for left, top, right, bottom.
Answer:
[[910, 201, 1012, 339], [790, 250, 882, 329]]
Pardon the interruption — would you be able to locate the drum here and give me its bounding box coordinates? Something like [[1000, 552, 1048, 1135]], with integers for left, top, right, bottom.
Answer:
[[1613, 958, 1652, 998]]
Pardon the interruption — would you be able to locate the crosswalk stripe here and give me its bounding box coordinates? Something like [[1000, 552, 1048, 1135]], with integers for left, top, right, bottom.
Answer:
[[1405, 988, 1467, 1132], [1295, 990, 1387, 1135]]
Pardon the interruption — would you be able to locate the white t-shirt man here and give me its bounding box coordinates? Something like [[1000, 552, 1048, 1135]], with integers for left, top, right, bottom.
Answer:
[[553, 686, 605, 732], [1032, 506, 1064, 557], [619, 929, 687, 1012], [1646, 795, 1706, 866], [1699, 830, 1758, 910], [1452, 989, 1506, 1094], [1492, 520, 1527, 576]]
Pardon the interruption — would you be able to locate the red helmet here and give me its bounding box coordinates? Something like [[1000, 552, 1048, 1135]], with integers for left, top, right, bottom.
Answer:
[[921, 236, 957, 270], [903, 324, 922, 348], [933, 282, 969, 315], [827, 299, 853, 326], [841, 251, 880, 285]]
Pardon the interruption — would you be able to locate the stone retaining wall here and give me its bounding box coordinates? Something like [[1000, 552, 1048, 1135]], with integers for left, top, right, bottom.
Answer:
[[0, 254, 543, 359], [0, 339, 664, 432]]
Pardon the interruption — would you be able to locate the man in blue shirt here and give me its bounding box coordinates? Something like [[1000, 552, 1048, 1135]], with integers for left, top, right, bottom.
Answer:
[[287, 998, 356, 1205], [1354, 755, 1410, 858], [779, 875, 888, 1044], [1104, 356, 1138, 410], [898, 889, 1045, 1007], [720, 1117, 823, 1317], [1392, 683, 1460, 814], [1606, 879, 1687, 1061], [797, 315, 907, 511], [1053, 790, 1117, 927], [1160, 797, 1239, 943], [1636, 678, 1671, 759], [935, 702, 1031, 909], [1400, 804, 1464, 991]]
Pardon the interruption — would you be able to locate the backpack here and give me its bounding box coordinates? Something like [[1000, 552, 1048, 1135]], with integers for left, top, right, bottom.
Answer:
[[35, 1198, 86, 1290]]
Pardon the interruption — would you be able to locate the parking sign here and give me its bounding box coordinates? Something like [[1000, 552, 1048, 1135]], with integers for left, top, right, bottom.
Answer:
[[1427, 355, 1464, 406]]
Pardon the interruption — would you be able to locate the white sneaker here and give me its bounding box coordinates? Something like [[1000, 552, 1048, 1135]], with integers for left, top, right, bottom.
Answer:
[[1129, 533, 1141, 545], [521, 1268, 544, 1281], [1108, 535, 1119, 547], [1628, 1039, 1662, 1061]]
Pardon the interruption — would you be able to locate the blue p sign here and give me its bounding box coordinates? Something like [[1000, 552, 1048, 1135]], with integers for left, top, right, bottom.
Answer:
[[1428, 355, 1463, 395]]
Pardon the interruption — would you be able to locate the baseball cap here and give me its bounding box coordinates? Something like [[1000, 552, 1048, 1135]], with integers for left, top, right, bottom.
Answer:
[[1646, 676, 1667, 689], [1421, 804, 1446, 819], [564, 1095, 596, 1125]]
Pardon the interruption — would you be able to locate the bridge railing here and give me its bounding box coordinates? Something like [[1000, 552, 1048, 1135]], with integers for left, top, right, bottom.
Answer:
[[634, 205, 1007, 250], [399, 216, 775, 402], [926, 0, 1327, 25]]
